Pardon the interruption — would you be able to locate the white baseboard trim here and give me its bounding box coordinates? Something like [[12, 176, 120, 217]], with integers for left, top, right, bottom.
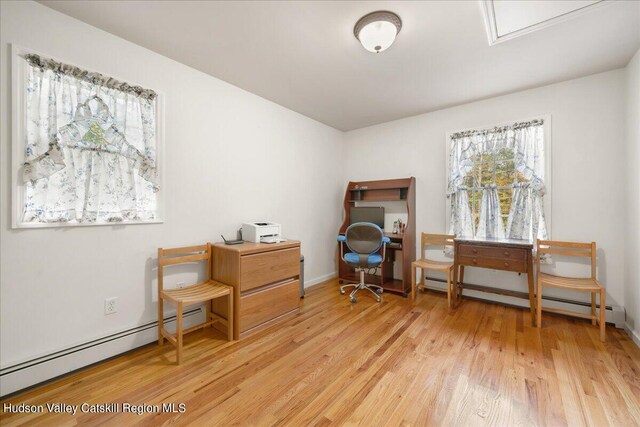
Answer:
[[0, 308, 205, 397], [624, 323, 640, 347], [4, 272, 625, 397], [2, 271, 339, 397], [304, 272, 337, 288], [422, 279, 625, 328]]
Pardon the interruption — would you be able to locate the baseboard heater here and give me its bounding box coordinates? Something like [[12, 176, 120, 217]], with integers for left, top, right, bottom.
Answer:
[[421, 276, 625, 328], [0, 308, 204, 397]]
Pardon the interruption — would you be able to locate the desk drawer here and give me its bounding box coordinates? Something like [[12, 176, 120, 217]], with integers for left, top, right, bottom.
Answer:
[[240, 247, 300, 292], [458, 245, 525, 261], [458, 255, 526, 272], [240, 280, 300, 332]]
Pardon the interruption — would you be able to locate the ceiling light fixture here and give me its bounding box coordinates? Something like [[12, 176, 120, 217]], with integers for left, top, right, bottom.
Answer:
[[354, 10, 402, 54]]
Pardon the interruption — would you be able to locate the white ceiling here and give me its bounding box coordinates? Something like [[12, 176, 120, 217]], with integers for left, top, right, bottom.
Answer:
[[39, 1, 640, 131]]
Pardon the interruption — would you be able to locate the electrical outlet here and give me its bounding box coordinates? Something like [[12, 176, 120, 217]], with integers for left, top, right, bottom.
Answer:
[[104, 297, 117, 315], [176, 282, 185, 289]]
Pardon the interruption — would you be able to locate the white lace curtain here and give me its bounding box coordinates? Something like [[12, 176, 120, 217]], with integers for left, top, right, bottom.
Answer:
[[447, 120, 548, 242], [21, 54, 159, 224]]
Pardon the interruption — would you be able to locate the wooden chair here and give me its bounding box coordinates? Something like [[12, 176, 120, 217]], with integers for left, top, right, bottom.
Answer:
[[158, 244, 233, 364], [411, 233, 461, 310], [536, 240, 606, 341]]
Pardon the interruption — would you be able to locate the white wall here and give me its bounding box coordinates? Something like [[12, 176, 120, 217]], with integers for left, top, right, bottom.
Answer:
[[344, 70, 628, 308], [625, 50, 640, 343], [0, 1, 344, 369]]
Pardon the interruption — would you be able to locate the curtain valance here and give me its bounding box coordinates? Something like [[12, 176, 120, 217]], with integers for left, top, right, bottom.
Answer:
[[24, 53, 157, 100], [20, 53, 159, 224], [450, 119, 543, 139]]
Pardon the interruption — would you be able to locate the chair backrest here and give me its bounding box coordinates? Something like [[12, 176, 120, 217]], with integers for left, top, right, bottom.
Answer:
[[157, 244, 211, 292], [420, 233, 455, 257], [345, 222, 384, 255], [536, 240, 596, 278]]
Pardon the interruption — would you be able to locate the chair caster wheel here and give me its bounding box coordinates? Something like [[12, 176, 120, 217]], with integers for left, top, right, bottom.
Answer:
[[340, 290, 345, 295], [402, 292, 409, 298], [350, 297, 357, 303], [376, 297, 381, 302], [376, 289, 383, 295]]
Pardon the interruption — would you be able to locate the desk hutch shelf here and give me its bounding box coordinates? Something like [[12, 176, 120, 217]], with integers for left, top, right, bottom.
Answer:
[[338, 177, 416, 296]]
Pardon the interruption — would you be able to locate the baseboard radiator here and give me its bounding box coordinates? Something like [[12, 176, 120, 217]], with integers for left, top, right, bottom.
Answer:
[[1, 276, 626, 397], [0, 272, 340, 398], [0, 308, 204, 397], [421, 276, 625, 328]]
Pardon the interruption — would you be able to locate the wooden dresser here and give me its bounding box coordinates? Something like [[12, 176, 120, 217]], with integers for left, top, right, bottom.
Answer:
[[211, 241, 301, 339]]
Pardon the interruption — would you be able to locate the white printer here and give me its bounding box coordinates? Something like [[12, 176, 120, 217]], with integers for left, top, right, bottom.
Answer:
[[242, 222, 283, 243]]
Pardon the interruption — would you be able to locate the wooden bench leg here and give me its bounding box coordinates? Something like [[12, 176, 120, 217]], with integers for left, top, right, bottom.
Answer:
[[205, 300, 212, 328], [536, 281, 543, 329], [158, 298, 164, 345], [227, 292, 234, 341], [176, 302, 183, 364], [600, 289, 606, 342], [411, 264, 416, 301]]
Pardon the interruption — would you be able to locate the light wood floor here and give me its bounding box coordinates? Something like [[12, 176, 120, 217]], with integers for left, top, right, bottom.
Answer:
[[2, 280, 640, 426]]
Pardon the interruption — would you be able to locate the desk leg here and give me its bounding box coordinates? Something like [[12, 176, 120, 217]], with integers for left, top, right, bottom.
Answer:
[[446, 269, 451, 311], [459, 266, 465, 304], [527, 266, 536, 327], [452, 263, 459, 309]]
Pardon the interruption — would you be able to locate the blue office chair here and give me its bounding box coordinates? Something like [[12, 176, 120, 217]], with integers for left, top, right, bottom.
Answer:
[[338, 222, 391, 303]]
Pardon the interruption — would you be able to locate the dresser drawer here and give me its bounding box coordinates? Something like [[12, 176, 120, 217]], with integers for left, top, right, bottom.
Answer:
[[240, 247, 300, 292], [458, 244, 526, 261], [458, 255, 526, 272], [240, 280, 300, 332]]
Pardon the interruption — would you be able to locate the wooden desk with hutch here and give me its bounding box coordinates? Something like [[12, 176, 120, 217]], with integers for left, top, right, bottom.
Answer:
[[211, 240, 301, 339], [338, 177, 416, 296], [452, 237, 536, 326]]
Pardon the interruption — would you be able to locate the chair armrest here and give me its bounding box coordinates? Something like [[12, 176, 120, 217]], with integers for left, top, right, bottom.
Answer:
[[381, 237, 390, 262], [337, 235, 346, 260]]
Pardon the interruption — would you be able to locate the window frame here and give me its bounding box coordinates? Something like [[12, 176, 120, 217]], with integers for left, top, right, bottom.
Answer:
[[444, 115, 552, 239], [11, 44, 165, 229]]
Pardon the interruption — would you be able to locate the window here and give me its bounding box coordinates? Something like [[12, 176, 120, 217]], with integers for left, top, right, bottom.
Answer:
[[463, 146, 528, 230], [12, 48, 162, 227], [447, 119, 549, 242]]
